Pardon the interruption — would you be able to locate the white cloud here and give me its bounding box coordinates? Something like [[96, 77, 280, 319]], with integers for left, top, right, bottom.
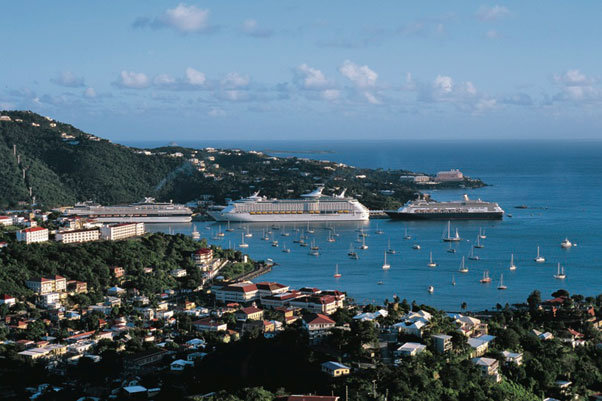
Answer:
[[363, 92, 381, 104], [208, 107, 226, 117], [321, 89, 340, 101], [553, 69, 600, 102], [114, 71, 150, 89], [156, 3, 210, 33], [295, 64, 331, 90], [221, 72, 250, 89], [241, 19, 273, 38], [216, 89, 252, 102], [554, 69, 592, 86], [486, 29, 500, 39], [83, 87, 97, 98], [186, 67, 206, 85], [434, 75, 453, 94], [153, 74, 176, 86], [339, 60, 378, 88], [477, 5, 510, 21], [51, 71, 85, 88]]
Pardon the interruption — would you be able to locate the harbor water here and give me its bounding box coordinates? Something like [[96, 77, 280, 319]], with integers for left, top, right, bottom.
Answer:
[[145, 140, 602, 311]]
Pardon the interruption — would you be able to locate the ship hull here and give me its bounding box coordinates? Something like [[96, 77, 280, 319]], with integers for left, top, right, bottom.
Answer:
[[207, 211, 369, 222], [386, 211, 503, 220], [67, 215, 192, 223]]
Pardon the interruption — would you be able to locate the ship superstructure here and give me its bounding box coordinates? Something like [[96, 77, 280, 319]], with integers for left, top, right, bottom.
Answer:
[[64, 197, 193, 223], [386, 194, 504, 220], [208, 188, 370, 222]]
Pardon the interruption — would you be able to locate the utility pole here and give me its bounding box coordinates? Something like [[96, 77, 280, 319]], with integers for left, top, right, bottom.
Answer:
[[13, 144, 16, 156]]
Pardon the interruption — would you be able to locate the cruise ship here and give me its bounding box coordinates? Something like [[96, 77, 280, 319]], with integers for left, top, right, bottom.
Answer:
[[386, 194, 504, 220], [64, 197, 193, 223], [208, 188, 370, 222]]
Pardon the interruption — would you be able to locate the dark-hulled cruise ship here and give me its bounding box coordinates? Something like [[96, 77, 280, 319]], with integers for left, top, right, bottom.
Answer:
[[386, 194, 504, 220]]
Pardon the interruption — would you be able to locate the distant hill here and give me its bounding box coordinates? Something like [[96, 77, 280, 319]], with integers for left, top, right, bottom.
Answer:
[[0, 110, 481, 210]]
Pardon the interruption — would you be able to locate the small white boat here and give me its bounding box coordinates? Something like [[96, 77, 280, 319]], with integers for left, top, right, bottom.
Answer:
[[412, 244, 421, 250], [479, 227, 487, 240], [309, 249, 319, 257], [403, 227, 411, 240], [334, 264, 342, 278], [428, 285, 434, 294], [474, 235, 484, 249], [327, 232, 336, 243], [191, 226, 200, 240], [359, 236, 368, 250], [281, 230, 290, 237], [447, 243, 456, 253], [458, 256, 468, 273], [560, 238, 572, 249], [468, 247, 480, 261], [534, 246, 546, 263], [480, 270, 491, 284], [443, 221, 462, 242], [226, 221, 235, 232], [377, 280, 384, 285], [451, 274, 456, 286], [382, 252, 391, 270], [306, 222, 315, 234], [239, 233, 249, 248], [509, 253, 517, 271], [375, 222, 384, 235], [281, 243, 290, 253], [427, 251, 437, 267], [497, 274, 507, 290], [244, 227, 253, 238], [553, 263, 566, 279], [310, 239, 319, 251]]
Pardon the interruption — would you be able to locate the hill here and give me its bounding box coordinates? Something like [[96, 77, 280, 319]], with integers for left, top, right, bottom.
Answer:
[[0, 111, 483, 210]]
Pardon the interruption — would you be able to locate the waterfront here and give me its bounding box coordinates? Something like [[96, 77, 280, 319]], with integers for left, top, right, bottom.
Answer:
[[147, 140, 602, 311]]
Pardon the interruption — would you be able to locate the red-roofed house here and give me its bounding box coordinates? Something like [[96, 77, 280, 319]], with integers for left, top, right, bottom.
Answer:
[[256, 282, 290, 297], [235, 306, 264, 321], [192, 318, 227, 332], [213, 282, 258, 303], [303, 313, 335, 343], [16, 227, 48, 244], [0, 216, 12, 226], [193, 248, 213, 265], [0, 294, 16, 307]]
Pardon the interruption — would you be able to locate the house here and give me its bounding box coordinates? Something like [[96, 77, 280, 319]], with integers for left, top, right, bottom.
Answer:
[[0, 294, 16, 307], [124, 349, 168, 372], [170, 359, 193, 371], [256, 281, 290, 298], [110, 266, 125, 278], [532, 329, 554, 341], [193, 248, 213, 265], [501, 350, 523, 366], [242, 319, 275, 336], [395, 342, 426, 357], [26, 277, 56, 295], [353, 309, 388, 322], [393, 320, 427, 338], [192, 318, 227, 332], [472, 357, 501, 382], [435, 169, 464, 182], [213, 282, 259, 303], [107, 286, 126, 296], [55, 228, 100, 243], [432, 334, 453, 353], [303, 313, 335, 343], [235, 306, 264, 322], [100, 222, 145, 240], [40, 292, 61, 308], [67, 280, 88, 294], [321, 361, 351, 377], [171, 269, 187, 278], [468, 334, 496, 357], [16, 227, 49, 244], [450, 314, 488, 337], [0, 216, 12, 226]]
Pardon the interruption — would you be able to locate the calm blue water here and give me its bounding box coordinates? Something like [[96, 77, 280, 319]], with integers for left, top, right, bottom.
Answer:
[[144, 140, 602, 311]]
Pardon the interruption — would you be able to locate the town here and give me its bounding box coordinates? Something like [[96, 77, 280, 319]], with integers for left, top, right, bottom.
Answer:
[[0, 210, 600, 401]]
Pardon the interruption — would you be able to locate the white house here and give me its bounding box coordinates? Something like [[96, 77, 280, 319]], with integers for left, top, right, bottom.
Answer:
[[395, 342, 427, 357]]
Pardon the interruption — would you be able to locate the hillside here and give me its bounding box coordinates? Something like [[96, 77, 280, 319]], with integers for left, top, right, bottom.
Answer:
[[0, 111, 483, 210]]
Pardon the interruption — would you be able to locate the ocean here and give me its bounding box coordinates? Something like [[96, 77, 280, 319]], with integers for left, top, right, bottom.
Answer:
[[141, 140, 602, 311]]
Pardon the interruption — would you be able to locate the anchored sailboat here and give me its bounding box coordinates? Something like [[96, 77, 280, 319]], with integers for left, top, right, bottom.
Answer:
[[382, 252, 390, 270], [443, 221, 461, 242], [497, 274, 507, 290], [334, 264, 342, 278], [553, 263, 566, 279], [480, 270, 491, 283], [239, 233, 249, 248], [509, 253, 517, 271], [458, 256, 468, 273], [386, 239, 396, 254], [427, 252, 438, 267], [534, 246, 546, 263]]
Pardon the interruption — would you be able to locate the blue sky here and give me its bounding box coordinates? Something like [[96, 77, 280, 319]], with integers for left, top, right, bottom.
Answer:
[[2, 1, 602, 141]]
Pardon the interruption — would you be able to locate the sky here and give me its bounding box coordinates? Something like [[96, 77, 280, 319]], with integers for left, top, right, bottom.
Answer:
[[2, 1, 602, 142]]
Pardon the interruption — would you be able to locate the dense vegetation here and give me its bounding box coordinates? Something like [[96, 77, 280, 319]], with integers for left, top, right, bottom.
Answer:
[[0, 111, 483, 210]]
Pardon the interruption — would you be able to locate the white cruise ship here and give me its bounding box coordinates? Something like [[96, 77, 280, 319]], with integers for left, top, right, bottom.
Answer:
[[64, 197, 193, 223], [208, 188, 370, 222]]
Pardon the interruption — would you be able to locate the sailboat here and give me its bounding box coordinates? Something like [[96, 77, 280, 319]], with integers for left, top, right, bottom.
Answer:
[[509, 253, 517, 271], [348, 243, 359, 259], [497, 274, 507, 290], [239, 233, 249, 248], [310, 239, 320, 251], [442, 221, 461, 242], [226, 221, 234, 232], [428, 285, 434, 293], [281, 242, 290, 253], [359, 236, 368, 250], [382, 252, 391, 270], [458, 256, 468, 273], [480, 270, 491, 283], [386, 239, 396, 254], [560, 238, 572, 249], [281, 229, 290, 237], [359, 227, 368, 237], [412, 243, 421, 250], [468, 247, 480, 261], [334, 264, 342, 278], [327, 231, 336, 243], [403, 227, 412, 240], [375, 222, 384, 235], [447, 242, 456, 253], [306, 222, 315, 234], [191, 225, 200, 240], [262, 229, 270, 241], [534, 246, 546, 263], [427, 252, 438, 267], [553, 263, 566, 279], [216, 225, 225, 238], [451, 274, 456, 286], [244, 226, 253, 238], [479, 227, 487, 239], [271, 232, 278, 247], [474, 235, 484, 249]]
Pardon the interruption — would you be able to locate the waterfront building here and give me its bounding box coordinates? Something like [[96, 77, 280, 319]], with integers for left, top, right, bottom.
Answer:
[[256, 281, 290, 298], [435, 169, 464, 182], [100, 222, 145, 240], [16, 227, 49, 244], [55, 228, 100, 243], [213, 282, 259, 303]]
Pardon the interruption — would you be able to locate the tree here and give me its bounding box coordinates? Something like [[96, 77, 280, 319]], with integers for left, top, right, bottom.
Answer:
[[527, 290, 541, 310]]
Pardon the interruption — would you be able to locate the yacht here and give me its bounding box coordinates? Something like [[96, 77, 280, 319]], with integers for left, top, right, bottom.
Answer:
[[306, 222, 315, 234], [412, 244, 421, 250], [468, 247, 480, 261], [560, 238, 573, 249], [534, 246, 546, 263], [474, 235, 484, 249], [442, 221, 462, 242], [262, 229, 270, 241], [403, 227, 412, 240], [310, 239, 320, 251], [386, 239, 396, 254], [480, 271, 492, 283], [191, 226, 200, 240], [387, 194, 504, 220], [359, 237, 368, 250], [427, 252, 438, 267], [208, 187, 370, 222], [327, 232, 336, 243], [497, 274, 507, 290], [451, 274, 456, 286], [509, 253, 517, 271], [479, 227, 487, 239], [428, 285, 435, 294], [225, 221, 235, 232], [553, 263, 566, 279], [458, 257, 469, 273], [334, 264, 342, 278], [375, 222, 384, 235], [244, 227, 253, 238], [309, 249, 320, 257], [348, 244, 359, 259], [216, 226, 225, 238], [238, 233, 249, 248], [447, 243, 456, 253], [281, 243, 291, 253], [382, 252, 391, 270]]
